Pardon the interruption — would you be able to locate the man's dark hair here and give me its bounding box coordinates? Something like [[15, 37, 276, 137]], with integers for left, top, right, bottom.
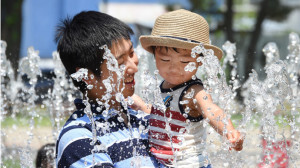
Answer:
[[55, 11, 133, 92]]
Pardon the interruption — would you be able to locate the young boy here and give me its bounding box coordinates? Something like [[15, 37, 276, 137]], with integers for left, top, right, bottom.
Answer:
[[55, 11, 159, 167], [139, 9, 244, 167]]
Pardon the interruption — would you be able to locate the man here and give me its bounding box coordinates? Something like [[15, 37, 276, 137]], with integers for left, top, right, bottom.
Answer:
[[55, 11, 158, 167]]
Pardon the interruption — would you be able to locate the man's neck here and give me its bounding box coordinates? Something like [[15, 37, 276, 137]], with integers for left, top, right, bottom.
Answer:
[[111, 102, 129, 126], [84, 95, 129, 126]]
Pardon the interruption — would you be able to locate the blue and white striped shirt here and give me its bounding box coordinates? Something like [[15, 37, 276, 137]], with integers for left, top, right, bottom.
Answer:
[[56, 99, 160, 168]]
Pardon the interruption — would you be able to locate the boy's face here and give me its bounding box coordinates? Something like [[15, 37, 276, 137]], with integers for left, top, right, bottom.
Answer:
[[155, 47, 198, 88], [88, 39, 138, 102]]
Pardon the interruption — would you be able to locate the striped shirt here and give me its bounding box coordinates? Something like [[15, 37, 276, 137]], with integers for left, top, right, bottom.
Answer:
[[56, 99, 159, 168], [149, 79, 210, 167]]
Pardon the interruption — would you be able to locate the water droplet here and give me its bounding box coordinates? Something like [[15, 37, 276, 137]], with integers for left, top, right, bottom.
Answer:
[[87, 84, 93, 90], [179, 100, 189, 105], [72, 114, 77, 119], [184, 107, 190, 113], [185, 89, 195, 99], [117, 116, 124, 122], [70, 68, 88, 82], [96, 107, 102, 112], [223, 162, 229, 167], [179, 128, 185, 134], [184, 62, 197, 72], [127, 96, 134, 105]]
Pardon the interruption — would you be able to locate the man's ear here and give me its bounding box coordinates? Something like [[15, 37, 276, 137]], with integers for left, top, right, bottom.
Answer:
[[75, 67, 95, 85]]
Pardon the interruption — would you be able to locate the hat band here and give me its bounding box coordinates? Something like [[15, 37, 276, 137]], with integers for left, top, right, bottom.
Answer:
[[160, 36, 200, 43]]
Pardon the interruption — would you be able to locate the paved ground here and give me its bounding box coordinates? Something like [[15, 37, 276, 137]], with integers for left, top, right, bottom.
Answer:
[[2, 126, 55, 167], [3, 127, 55, 150]]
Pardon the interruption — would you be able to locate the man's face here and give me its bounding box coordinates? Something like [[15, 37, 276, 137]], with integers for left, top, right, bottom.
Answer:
[[88, 39, 138, 102]]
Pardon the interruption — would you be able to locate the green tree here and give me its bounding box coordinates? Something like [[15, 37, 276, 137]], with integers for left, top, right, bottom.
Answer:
[[1, 0, 23, 77], [245, 0, 293, 80], [189, 0, 294, 82]]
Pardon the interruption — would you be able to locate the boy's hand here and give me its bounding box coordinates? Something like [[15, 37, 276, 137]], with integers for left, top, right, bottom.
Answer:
[[127, 94, 152, 114], [227, 130, 244, 151]]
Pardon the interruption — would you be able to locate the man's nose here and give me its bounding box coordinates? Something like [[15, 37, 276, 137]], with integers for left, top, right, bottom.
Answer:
[[125, 53, 138, 75]]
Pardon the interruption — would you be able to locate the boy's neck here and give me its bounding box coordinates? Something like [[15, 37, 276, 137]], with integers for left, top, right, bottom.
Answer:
[[162, 78, 193, 89]]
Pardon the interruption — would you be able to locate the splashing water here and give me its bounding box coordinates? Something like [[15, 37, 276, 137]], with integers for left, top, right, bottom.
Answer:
[[240, 35, 300, 167], [70, 68, 88, 82], [1, 33, 300, 167], [48, 51, 76, 140], [1, 41, 15, 116], [17, 46, 42, 167], [222, 41, 240, 92]]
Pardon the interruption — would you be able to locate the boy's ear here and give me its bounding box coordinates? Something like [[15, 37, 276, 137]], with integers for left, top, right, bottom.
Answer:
[[197, 62, 203, 66]]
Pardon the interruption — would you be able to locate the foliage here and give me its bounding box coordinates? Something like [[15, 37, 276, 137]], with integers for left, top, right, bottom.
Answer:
[[1, 0, 23, 76], [266, 0, 293, 21], [189, 0, 219, 12]]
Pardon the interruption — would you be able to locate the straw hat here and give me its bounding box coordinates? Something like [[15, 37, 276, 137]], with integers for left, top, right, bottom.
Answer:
[[139, 9, 223, 60]]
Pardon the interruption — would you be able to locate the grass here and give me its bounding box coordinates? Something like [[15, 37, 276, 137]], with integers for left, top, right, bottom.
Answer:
[[1, 157, 21, 168], [1, 115, 53, 128], [230, 111, 300, 129], [1, 104, 70, 128], [1, 111, 68, 128]]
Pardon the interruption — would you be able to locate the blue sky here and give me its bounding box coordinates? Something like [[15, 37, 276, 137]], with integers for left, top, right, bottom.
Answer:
[[20, 0, 191, 59]]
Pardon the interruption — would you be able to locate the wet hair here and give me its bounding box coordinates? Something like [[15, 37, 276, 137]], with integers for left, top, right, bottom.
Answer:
[[36, 143, 55, 168], [55, 11, 133, 92]]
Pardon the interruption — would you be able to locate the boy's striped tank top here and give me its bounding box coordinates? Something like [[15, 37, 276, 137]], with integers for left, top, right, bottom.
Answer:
[[149, 79, 210, 167]]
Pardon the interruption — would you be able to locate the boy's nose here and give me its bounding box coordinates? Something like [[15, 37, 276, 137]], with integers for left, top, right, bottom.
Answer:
[[125, 53, 138, 75], [169, 61, 179, 73]]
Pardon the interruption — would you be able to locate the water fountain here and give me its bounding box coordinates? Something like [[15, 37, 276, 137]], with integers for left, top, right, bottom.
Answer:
[[1, 32, 299, 167]]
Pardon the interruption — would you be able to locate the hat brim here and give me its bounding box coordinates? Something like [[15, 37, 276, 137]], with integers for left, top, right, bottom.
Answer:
[[140, 36, 223, 60]]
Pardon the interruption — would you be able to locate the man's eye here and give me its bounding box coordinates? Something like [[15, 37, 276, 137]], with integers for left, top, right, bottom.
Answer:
[[181, 61, 190, 63], [129, 51, 134, 58], [161, 59, 170, 62], [118, 58, 124, 65]]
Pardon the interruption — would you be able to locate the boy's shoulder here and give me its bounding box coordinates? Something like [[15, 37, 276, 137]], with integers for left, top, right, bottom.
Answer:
[[177, 82, 204, 120], [187, 82, 204, 91], [182, 80, 205, 97]]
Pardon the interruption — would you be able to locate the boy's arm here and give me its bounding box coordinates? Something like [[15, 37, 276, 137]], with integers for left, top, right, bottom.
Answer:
[[190, 85, 244, 151], [128, 94, 152, 114]]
